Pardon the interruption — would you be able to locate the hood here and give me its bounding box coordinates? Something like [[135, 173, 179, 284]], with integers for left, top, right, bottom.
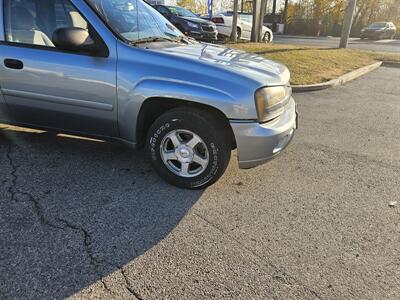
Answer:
[[180, 16, 214, 25], [153, 42, 290, 86]]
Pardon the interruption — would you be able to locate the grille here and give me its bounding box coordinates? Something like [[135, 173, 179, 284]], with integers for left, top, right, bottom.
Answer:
[[201, 25, 215, 32]]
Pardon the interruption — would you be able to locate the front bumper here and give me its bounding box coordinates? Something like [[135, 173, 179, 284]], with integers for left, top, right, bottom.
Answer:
[[361, 31, 382, 38], [230, 97, 297, 169], [188, 30, 218, 42]]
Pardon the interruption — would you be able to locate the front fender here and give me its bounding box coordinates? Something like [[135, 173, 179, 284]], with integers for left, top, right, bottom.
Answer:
[[118, 77, 253, 142]]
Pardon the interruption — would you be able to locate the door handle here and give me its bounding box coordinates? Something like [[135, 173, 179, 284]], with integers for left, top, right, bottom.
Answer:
[[4, 59, 24, 70]]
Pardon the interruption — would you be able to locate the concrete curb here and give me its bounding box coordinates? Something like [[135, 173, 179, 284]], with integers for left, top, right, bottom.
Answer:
[[276, 35, 333, 40], [382, 61, 400, 68], [292, 61, 382, 93]]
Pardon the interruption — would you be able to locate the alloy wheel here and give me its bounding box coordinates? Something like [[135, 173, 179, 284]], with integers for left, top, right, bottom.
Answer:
[[160, 129, 209, 178]]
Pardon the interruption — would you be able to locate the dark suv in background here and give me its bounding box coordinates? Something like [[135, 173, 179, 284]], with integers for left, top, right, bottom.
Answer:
[[360, 22, 397, 40], [154, 5, 217, 42]]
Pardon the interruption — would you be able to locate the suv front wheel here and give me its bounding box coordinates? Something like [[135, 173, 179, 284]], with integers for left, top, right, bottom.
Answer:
[[146, 107, 232, 189]]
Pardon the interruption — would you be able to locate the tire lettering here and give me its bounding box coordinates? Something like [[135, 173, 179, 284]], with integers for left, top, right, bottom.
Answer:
[[150, 123, 170, 161]]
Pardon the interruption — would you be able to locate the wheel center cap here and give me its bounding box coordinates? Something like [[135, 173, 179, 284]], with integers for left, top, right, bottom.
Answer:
[[180, 148, 190, 158], [175, 146, 193, 163]]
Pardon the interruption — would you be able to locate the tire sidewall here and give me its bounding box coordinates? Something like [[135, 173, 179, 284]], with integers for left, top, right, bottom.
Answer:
[[147, 112, 228, 189], [264, 32, 270, 43]]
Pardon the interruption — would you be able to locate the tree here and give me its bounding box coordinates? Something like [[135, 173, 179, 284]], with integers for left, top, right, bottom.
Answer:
[[283, 0, 399, 37], [339, 0, 357, 48], [251, 0, 262, 42], [282, 0, 290, 34], [176, 0, 208, 14], [231, 0, 239, 42], [242, 0, 253, 12], [258, 0, 268, 41]]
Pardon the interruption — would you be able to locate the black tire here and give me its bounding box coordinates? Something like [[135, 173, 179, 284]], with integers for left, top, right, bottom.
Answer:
[[218, 34, 228, 43], [263, 32, 271, 43], [236, 27, 241, 40], [146, 107, 232, 189]]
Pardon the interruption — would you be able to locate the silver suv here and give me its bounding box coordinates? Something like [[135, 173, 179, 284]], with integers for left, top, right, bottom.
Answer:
[[360, 22, 397, 40], [0, 0, 297, 189]]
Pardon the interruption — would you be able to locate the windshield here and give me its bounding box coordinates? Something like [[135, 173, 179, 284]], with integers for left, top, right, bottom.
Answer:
[[86, 0, 184, 43], [167, 6, 197, 17], [367, 23, 387, 29]]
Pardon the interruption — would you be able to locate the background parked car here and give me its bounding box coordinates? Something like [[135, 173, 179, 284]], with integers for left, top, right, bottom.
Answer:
[[153, 5, 218, 42], [360, 22, 397, 40], [210, 11, 273, 42]]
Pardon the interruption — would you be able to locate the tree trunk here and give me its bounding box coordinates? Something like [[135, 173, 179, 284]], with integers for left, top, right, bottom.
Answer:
[[282, 0, 289, 34], [251, 0, 261, 42], [231, 0, 239, 42], [258, 0, 267, 41], [339, 0, 357, 48]]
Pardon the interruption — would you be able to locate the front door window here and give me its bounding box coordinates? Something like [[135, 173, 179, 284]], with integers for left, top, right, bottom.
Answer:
[[4, 0, 88, 47]]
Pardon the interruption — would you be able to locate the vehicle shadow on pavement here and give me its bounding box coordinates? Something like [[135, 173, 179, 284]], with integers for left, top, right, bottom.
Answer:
[[0, 127, 203, 299]]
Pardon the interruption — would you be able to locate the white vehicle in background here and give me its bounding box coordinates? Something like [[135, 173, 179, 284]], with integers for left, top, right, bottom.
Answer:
[[211, 11, 273, 42]]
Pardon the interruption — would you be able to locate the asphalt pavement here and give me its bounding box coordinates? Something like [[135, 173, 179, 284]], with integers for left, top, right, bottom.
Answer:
[[274, 35, 400, 53], [1, 66, 400, 299]]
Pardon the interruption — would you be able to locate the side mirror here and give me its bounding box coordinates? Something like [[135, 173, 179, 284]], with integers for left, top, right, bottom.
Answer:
[[52, 27, 97, 52]]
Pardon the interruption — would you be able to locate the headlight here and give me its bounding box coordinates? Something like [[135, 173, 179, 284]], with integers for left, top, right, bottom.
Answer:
[[255, 86, 291, 122], [187, 22, 200, 29]]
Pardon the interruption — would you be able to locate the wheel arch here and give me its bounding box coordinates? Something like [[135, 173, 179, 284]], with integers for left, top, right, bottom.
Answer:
[[236, 25, 242, 35], [135, 97, 236, 150], [263, 27, 273, 42], [117, 77, 256, 147]]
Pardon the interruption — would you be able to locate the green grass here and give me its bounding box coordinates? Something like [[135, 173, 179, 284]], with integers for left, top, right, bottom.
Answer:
[[227, 43, 400, 85]]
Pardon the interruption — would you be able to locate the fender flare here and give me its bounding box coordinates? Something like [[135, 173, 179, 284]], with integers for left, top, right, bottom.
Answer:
[[118, 78, 248, 142]]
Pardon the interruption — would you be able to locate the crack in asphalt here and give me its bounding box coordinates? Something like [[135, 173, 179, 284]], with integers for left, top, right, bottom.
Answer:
[[55, 217, 113, 294], [120, 266, 144, 300], [56, 218, 142, 299], [5, 144, 65, 231], [5, 143, 18, 202], [4, 140, 142, 299], [192, 211, 323, 300]]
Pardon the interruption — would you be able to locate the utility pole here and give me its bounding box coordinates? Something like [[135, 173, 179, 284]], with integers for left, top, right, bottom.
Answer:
[[208, 0, 213, 19], [339, 0, 357, 48]]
